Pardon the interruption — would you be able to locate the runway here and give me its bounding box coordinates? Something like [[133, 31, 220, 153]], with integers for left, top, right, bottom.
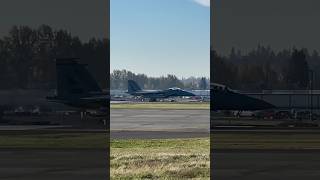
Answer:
[[0, 149, 107, 180], [0, 125, 72, 131], [110, 109, 209, 139], [213, 150, 320, 180], [211, 127, 320, 134]]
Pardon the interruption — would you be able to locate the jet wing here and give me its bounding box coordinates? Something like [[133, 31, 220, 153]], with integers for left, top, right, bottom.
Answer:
[[80, 95, 109, 100]]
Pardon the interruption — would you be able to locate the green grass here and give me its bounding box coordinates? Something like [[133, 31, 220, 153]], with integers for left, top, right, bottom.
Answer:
[[1, 132, 319, 150], [110, 133, 320, 179], [111, 138, 210, 179], [212, 133, 320, 150], [0, 133, 210, 179], [111, 102, 209, 110], [3, 131, 320, 179]]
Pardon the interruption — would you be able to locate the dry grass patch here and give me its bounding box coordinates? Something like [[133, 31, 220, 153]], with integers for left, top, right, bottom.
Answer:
[[111, 138, 210, 179], [212, 133, 320, 150]]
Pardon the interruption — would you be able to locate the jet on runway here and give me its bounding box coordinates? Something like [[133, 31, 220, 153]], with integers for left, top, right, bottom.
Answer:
[[46, 59, 273, 111], [47, 58, 108, 110], [127, 80, 195, 101], [211, 83, 275, 111]]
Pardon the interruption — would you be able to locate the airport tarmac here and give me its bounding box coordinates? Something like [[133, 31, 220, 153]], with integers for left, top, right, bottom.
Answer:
[[211, 127, 320, 133], [0, 149, 107, 180], [110, 109, 210, 139], [0, 125, 72, 131], [213, 149, 320, 180]]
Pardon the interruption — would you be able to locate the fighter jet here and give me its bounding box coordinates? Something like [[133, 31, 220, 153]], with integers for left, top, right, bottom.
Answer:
[[211, 83, 275, 111], [47, 58, 108, 110], [127, 80, 195, 101]]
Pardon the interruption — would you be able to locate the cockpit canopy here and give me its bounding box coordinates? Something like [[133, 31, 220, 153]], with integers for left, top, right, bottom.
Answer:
[[168, 87, 182, 90], [211, 83, 233, 92]]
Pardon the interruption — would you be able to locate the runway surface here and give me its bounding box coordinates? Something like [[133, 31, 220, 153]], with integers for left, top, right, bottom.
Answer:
[[211, 127, 320, 134], [110, 109, 209, 139], [0, 149, 107, 180], [0, 125, 72, 131], [213, 150, 320, 180]]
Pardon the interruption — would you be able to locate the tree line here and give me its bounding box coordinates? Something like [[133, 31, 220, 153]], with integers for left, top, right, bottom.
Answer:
[[0, 25, 108, 90], [110, 69, 209, 90], [3, 25, 314, 91], [212, 45, 318, 91]]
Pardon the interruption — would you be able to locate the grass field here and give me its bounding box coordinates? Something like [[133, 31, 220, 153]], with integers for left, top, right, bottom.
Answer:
[[110, 133, 320, 179], [3, 132, 320, 179], [1, 132, 319, 150], [111, 102, 209, 110], [212, 133, 320, 150], [0, 133, 210, 179], [111, 138, 210, 179]]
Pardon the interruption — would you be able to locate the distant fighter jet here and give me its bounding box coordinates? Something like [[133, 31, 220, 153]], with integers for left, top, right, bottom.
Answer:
[[47, 58, 108, 110], [127, 80, 195, 101], [211, 83, 275, 111]]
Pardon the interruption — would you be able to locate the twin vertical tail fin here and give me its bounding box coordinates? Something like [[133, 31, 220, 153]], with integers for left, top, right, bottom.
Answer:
[[128, 80, 142, 93], [56, 58, 102, 99]]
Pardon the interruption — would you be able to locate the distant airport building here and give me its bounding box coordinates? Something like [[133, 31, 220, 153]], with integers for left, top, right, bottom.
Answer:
[[110, 90, 209, 97], [190, 90, 210, 97], [242, 90, 320, 110]]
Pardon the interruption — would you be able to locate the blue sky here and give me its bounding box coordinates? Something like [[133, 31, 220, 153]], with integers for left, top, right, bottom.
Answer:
[[111, 0, 210, 78]]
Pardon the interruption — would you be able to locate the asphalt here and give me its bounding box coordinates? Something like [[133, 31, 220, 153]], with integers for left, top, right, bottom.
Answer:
[[211, 127, 320, 134], [213, 149, 320, 180], [110, 109, 210, 139], [0, 125, 72, 131], [0, 149, 108, 180]]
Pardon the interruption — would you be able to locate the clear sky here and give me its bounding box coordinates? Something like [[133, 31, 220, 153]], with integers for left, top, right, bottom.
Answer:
[[111, 0, 210, 78]]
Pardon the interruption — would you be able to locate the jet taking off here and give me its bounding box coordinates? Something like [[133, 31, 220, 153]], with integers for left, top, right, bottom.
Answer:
[[127, 80, 195, 101], [47, 58, 108, 109]]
